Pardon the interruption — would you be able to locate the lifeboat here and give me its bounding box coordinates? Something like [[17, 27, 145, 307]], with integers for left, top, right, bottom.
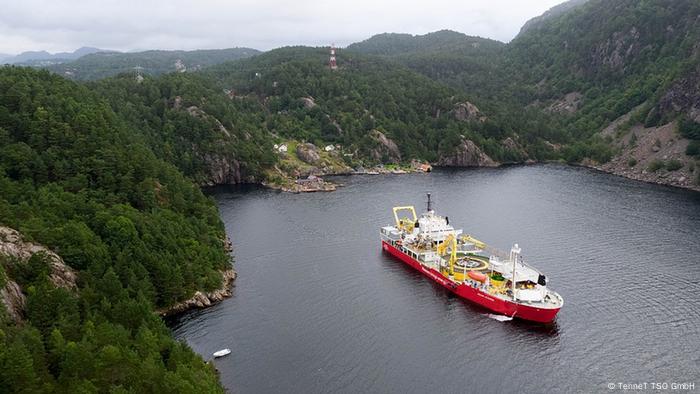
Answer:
[[468, 271, 488, 282]]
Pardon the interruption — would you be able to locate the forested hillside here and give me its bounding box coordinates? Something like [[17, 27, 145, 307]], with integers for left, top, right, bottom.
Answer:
[[83, 46, 559, 190], [29, 2, 698, 186], [89, 72, 277, 185], [0, 67, 226, 392], [507, 0, 700, 186], [204, 46, 532, 163], [44, 48, 260, 81], [508, 0, 700, 135], [347, 30, 509, 103], [346, 30, 503, 56], [348, 0, 700, 186], [2, 1, 699, 391]]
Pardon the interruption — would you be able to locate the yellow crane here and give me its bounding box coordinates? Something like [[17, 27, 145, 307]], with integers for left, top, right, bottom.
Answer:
[[437, 234, 458, 275], [460, 234, 486, 250], [392, 206, 417, 232]]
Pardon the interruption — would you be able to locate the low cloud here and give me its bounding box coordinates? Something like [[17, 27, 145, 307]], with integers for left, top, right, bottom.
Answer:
[[0, 0, 563, 54]]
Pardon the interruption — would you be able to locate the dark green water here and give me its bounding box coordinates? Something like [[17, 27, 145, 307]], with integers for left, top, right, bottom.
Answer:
[[171, 164, 700, 393]]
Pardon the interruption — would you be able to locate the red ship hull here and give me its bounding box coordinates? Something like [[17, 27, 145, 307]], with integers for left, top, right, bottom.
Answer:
[[382, 241, 560, 323]]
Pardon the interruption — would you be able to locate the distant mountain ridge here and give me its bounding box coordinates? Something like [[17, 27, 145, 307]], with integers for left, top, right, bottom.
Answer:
[[346, 30, 504, 56], [44, 47, 261, 80], [1, 46, 107, 64]]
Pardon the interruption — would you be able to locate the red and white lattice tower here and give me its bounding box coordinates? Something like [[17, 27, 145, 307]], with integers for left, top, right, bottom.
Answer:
[[329, 44, 338, 70]]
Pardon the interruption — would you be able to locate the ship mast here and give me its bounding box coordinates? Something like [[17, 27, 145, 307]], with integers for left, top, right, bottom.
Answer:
[[426, 193, 432, 213], [510, 243, 521, 300]]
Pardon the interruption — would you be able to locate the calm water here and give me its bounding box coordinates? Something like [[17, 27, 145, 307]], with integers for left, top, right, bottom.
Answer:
[[170, 165, 700, 393]]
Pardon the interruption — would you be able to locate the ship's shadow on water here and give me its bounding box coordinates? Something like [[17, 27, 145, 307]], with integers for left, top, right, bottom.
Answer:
[[172, 166, 700, 394]]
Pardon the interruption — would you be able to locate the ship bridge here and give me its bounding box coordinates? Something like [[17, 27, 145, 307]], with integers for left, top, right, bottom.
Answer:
[[415, 211, 462, 242]]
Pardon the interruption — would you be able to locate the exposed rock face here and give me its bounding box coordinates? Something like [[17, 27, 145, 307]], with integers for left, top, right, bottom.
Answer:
[[0, 226, 78, 322], [170, 99, 247, 187], [300, 96, 317, 109], [0, 227, 77, 290], [410, 159, 432, 172], [502, 137, 519, 152], [223, 236, 234, 253], [292, 175, 337, 192], [296, 143, 321, 164], [502, 137, 528, 160], [158, 269, 237, 316], [173, 95, 183, 110], [546, 92, 583, 114], [369, 130, 402, 163], [185, 105, 230, 137], [330, 118, 343, 136], [453, 102, 486, 122], [1, 281, 25, 323], [544, 140, 562, 151], [202, 155, 243, 186], [591, 26, 641, 70], [595, 119, 699, 191], [437, 137, 497, 167], [656, 65, 700, 122]]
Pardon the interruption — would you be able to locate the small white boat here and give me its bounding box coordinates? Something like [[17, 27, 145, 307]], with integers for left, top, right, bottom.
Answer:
[[213, 349, 231, 358]]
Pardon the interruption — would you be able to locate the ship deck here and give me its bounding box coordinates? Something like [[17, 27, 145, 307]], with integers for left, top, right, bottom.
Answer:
[[383, 237, 563, 310]]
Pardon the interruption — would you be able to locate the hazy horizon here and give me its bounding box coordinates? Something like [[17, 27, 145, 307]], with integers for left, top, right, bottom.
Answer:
[[0, 0, 563, 55]]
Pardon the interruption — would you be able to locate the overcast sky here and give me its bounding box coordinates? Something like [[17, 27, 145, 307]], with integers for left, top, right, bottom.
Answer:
[[0, 0, 563, 54]]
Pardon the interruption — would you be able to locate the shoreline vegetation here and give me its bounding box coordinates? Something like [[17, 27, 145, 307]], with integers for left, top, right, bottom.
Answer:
[[263, 160, 433, 193], [1, 0, 699, 391], [263, 161, 700, 194], [157, 269, 237, 317]]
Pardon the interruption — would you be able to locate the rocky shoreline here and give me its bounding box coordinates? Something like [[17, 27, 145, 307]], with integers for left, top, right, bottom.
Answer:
[[267, 160, 699, 194], [581, 162, 700, 192], [157, 236, 238, 316], [263, 160, 433, 193], [157, 268, 237, 317]]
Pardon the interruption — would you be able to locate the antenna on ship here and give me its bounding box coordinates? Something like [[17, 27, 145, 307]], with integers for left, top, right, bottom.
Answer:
[[426, 193, 433, 213]]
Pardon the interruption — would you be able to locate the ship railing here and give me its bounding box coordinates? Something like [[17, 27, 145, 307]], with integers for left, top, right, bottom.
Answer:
[[483, 245, 510, 261], [482, 246, 543, 275]]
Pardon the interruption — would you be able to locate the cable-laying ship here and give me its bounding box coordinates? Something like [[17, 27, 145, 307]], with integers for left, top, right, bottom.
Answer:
[[380, 194, 563, 323]]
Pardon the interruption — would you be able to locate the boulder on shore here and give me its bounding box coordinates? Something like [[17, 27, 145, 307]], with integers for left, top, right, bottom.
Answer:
[[296, 143, 321, 164], [158, 269, 237, 316]]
